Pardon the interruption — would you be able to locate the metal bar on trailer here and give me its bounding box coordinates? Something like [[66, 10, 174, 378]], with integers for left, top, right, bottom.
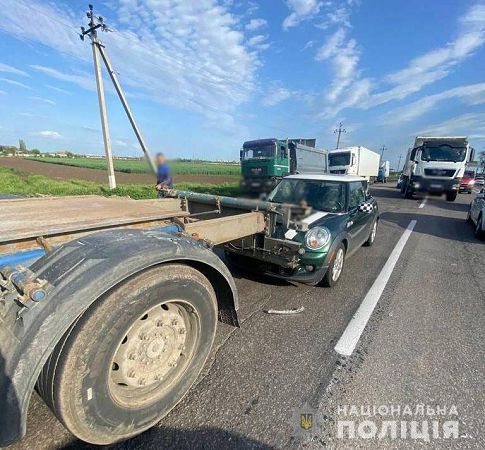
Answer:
[[184, 212, 266, 245]]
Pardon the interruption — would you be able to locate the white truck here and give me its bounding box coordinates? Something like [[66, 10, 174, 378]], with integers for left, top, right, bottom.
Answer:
[[401, 136, 475, 202], [328, 146, 380, 182], [377, 160, 390, 183]]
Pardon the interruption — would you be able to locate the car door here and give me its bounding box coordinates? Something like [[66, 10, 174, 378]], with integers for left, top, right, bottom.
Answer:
[[471, 192, 485, 223], [346, 181, 371, 254]]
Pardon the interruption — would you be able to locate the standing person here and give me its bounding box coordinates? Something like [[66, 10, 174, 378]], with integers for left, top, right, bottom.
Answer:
[[155, 153, 173, 196]]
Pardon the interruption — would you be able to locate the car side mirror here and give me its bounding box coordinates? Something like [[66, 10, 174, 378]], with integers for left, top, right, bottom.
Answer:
[[358, 201, 374, 213]]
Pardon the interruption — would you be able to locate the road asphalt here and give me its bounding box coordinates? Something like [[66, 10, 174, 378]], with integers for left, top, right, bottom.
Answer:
[[6, 184, 485, 450]]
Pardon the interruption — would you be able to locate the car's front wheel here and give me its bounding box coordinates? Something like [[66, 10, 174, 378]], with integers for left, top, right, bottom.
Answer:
[[322, 243, 345, 287], [475, 215, 485, 240]]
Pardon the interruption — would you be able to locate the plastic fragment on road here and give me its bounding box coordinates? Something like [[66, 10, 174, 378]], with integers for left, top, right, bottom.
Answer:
[[264, 306, 305, 315]]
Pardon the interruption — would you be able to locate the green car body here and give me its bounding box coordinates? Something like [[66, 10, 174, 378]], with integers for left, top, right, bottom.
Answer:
[[259, 174, 379, 285]]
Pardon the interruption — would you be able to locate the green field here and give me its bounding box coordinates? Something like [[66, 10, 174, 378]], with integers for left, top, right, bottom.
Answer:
[[0, 167, 240, 199], [27, 157, 240, 176]]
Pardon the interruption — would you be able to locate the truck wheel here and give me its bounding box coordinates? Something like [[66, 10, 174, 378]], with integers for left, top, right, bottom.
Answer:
[[446, 191, 458, 202], [404, 181, 413, 199], [322, 243, 345, 287], [364, 220, 378, 247], [37, 264, 217, 445]]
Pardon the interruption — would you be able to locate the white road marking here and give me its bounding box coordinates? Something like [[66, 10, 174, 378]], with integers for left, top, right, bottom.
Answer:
[[87, 388, 93, 400], [334, 220, 417, 356], [419, 197, 427, 209]]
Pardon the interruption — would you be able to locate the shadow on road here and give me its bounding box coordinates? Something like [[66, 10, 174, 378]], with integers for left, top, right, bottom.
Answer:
[[380, 211, 483, 243], [61, 426, 276, 450]]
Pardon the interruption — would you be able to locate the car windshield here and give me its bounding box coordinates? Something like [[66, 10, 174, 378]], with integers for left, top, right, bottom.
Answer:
[[242, 144, 275, 159], [420, 145, 466, 162], [268, 179, 345, 212], [329, 152, 351, 167]]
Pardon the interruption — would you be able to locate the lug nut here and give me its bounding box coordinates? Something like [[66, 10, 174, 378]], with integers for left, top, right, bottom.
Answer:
[[139, 332, 150, 341]]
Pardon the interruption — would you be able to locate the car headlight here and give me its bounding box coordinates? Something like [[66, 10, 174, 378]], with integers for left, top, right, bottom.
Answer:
[[468, 180, 475, 185], [305, 227, 331, 250]]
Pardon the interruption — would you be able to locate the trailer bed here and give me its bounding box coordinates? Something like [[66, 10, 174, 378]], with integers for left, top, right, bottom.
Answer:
[[0, 195, 190, 255]]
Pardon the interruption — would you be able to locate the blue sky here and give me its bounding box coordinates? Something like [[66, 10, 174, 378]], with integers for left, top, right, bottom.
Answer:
[[0, 0, 484, 169]]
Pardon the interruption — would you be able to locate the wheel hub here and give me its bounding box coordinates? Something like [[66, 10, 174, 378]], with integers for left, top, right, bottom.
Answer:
[[111, 304, 188, 388]]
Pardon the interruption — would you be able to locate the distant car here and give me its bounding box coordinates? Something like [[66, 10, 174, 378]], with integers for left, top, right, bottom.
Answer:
[[475, 176, 485, 186], [459, 170, 475, 194], [396, 173, 404, 189], [467, 188, 485, 239]]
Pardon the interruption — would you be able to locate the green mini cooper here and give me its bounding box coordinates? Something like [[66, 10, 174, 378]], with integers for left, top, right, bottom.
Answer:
[[227, 174, 379, 286]]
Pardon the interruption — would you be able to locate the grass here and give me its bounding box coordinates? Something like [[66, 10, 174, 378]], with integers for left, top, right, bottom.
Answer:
[[26, 156, 241, 176], [0, 167, 241, 199]]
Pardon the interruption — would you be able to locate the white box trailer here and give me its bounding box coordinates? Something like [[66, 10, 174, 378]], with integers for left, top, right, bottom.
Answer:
[[328, 146, 380, 182]]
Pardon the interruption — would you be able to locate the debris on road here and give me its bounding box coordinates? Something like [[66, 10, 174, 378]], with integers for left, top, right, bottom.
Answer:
[[264, 306, 305, 315]]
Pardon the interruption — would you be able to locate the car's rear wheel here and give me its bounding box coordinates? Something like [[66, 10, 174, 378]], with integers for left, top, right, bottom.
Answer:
[[37, 264, 218, 445], [322, 243, 345, 287], [364, 220, 378, 247]]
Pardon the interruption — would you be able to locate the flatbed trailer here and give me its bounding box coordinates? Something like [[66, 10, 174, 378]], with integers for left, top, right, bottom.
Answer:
[[0, 192, 311, 446]]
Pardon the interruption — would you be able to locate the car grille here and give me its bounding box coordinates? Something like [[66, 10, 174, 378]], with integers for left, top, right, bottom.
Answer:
[[424, 168, 456, 177]]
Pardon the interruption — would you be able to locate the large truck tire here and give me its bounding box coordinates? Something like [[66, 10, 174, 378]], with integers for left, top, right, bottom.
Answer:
[[446, 191, 458, 202], [36, 264, 217, 445]]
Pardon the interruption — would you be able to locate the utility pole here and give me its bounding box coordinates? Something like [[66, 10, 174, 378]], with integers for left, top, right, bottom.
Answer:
[[80, 4, 157, 186], [82, 4, 116, 189], [380, 144, 386, 162], [334, 122, 346, 149], [397, 154, 403, 172]]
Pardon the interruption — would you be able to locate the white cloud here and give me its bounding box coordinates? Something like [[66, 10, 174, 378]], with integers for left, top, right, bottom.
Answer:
[[418, 112, 485, 136], [33, 130, 62, 139], [0, 0, 259, 128], [283, 0, 322, 30], [246, 18, 267, 31], [29, 96, 55, 105], [0, 77, 32, 90], [383, 83, 485, 123], [262, 85, 296, 106], [31, 65, 96, 92], [317, 2, 485, 118], [0, 62, 28, 77], [247, 34, 270, 50], [315, 28, 360, 102], [114, 139, 129, 147], [46, 84, 71, 95]]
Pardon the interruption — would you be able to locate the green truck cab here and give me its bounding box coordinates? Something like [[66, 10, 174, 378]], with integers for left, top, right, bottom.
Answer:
[[240, 138, 327, 193], [227, 174, 379, 286]]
